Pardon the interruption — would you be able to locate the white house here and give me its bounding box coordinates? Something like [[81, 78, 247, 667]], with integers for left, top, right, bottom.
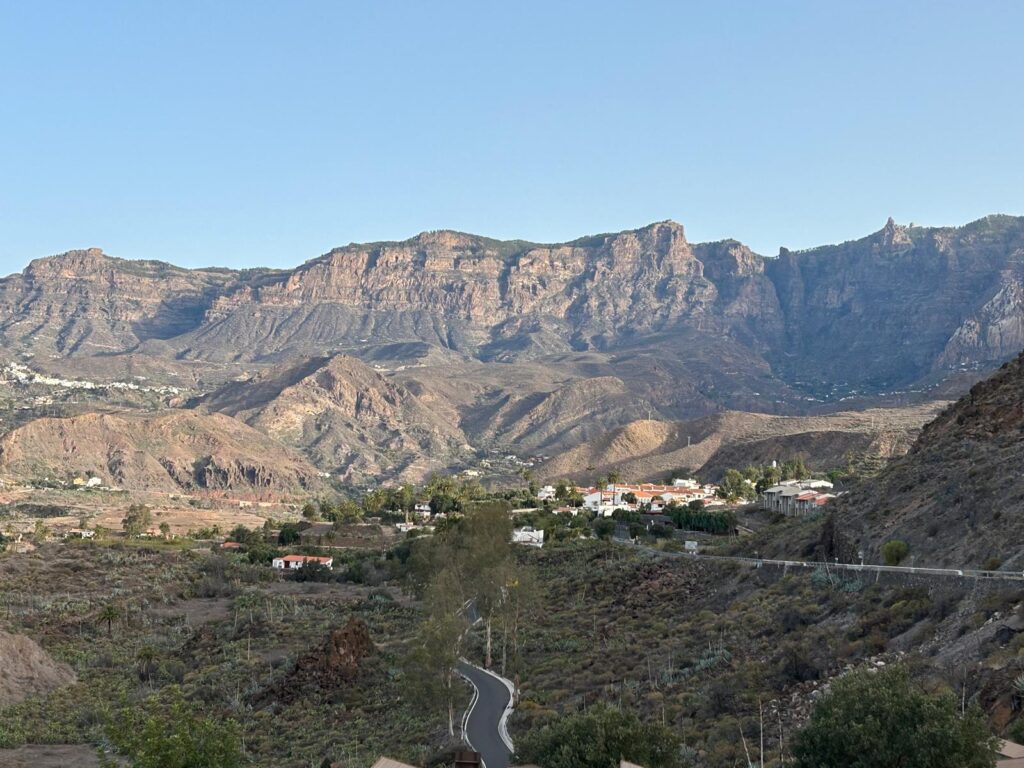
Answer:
[[271, 554, 334, 570], [512, 526, 544, 548], [537, 485, 557, 501], [413, 502, 432, 519]]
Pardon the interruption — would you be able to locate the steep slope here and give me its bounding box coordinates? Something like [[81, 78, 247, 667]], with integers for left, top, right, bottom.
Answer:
[[6, 216, 1022, 401], [198, 355, 469, 483], [0, 411, 321, 493], [539, 404, 945, 483], [834, 351, 1024, 569]]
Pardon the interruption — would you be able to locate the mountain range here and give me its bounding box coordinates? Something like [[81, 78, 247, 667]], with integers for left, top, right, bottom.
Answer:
[[0, 214, 1021, 489]]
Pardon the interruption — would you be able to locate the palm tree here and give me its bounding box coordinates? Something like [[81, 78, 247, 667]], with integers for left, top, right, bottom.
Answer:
[[97, 603, 120, 638], [136, 644, 157, 683]]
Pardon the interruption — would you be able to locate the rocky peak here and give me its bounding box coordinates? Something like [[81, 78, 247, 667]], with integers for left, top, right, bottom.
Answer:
[[409, 229, 483, 249], [878, 216, 911, 251], [24, 248, 110, 278]]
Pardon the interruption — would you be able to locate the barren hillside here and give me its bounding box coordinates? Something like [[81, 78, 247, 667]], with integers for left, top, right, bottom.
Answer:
[[0, 411, 322, 494], [539, 404, 947, 482], [198, 354, 469, 483]]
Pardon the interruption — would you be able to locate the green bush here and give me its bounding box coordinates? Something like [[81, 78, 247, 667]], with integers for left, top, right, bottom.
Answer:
[[515, 703, 682, 768], [881, 539, 910, 566], [792, 665, 996, 768]]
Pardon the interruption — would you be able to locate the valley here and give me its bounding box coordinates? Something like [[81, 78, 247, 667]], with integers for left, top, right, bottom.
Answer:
[[1, 217, 1023, 768]]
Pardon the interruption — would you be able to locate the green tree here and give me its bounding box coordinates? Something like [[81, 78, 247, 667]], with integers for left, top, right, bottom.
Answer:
[[317, 498, 335, 520], [792, 665, 996, 768], [277, 523, 301, 545], [158, 521, 171, 540], [717, 469, 749, 501], [881, 539, 910, 566], [554, 479, 571, 501], [593, 518, 616, 540], [461, 505, 514, 669], [301, 500, 318, 520], [121, 504, 152, 537], [405, 568, 466, 737], [332, 499, 363, 525], [781, 456, 809, 481], [136, 644, 157, 683], [515, 703, 682, 768], [32, 519, 51, 542]]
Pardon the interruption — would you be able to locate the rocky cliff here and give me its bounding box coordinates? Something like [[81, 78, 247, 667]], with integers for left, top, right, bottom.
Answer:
[[1, 216, 1023, 486], [5, 216, 1021, 393]]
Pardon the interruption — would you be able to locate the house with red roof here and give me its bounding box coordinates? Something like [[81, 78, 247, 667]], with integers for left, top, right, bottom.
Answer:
[[271, 554, 334, 570]]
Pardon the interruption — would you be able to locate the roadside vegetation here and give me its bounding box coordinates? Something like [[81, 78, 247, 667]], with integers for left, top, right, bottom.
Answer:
[[1, 466, 1021, 767]]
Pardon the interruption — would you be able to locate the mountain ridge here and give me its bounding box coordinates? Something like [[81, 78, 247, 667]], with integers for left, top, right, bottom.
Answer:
[[1, 215, 1022, 486]]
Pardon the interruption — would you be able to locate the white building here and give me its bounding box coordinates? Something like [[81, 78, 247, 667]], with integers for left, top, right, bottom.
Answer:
[[512, 526, 544, 548], [537, 484, 557, 500], [271, 555, 334, 570]]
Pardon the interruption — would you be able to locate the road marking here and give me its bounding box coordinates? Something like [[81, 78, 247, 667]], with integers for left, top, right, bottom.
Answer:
[[457, 666, 482, 753], [470, 663, 516, 752], [458, 659, 516, 765]]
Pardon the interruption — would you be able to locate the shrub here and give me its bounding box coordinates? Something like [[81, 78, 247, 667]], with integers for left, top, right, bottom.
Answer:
[[881, 539, 910, 566], [792, 665, 997, 768], [515, 703, 682, 768]]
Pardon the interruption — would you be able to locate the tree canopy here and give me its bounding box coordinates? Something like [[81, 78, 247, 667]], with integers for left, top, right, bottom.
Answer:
[[515, 703, 682, 768], [792, 665, 996, 768]]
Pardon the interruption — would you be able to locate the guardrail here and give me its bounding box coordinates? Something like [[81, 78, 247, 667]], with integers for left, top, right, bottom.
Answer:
[[621, 540, 1024, 581]]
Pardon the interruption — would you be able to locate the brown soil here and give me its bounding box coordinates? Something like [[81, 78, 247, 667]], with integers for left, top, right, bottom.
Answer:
[[0, 745, 99, 768], [0, 631, 77, 707]]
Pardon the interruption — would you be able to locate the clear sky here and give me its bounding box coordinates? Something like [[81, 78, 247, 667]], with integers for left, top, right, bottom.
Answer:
[[1, 1, 1022, 275]]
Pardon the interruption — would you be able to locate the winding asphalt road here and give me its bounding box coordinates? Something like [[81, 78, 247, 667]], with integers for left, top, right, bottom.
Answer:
[[458, 659, 513, 768]]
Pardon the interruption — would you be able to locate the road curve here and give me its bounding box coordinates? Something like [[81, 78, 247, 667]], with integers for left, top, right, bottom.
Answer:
[[458, 659, 513, 768]]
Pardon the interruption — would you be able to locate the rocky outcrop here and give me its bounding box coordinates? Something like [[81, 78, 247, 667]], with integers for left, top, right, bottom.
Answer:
[[6, 216, 1023, 392], [766, 215, 1024, 391], [257, 618, 375, 705], [0, 249, 277, 357]]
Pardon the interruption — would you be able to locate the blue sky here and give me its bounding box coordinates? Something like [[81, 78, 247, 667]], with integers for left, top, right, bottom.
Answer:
[[1, 1, 1022, 274]]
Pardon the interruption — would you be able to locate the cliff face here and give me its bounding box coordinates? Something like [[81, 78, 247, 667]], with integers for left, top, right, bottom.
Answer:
[[1, 216, 1023, 488], [0, 249, 275, 357], [833, 351, 1024, 568], [766, 216, 1024, 391], [6, 216, 1022, 394], [182, 221, 747, 360]]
